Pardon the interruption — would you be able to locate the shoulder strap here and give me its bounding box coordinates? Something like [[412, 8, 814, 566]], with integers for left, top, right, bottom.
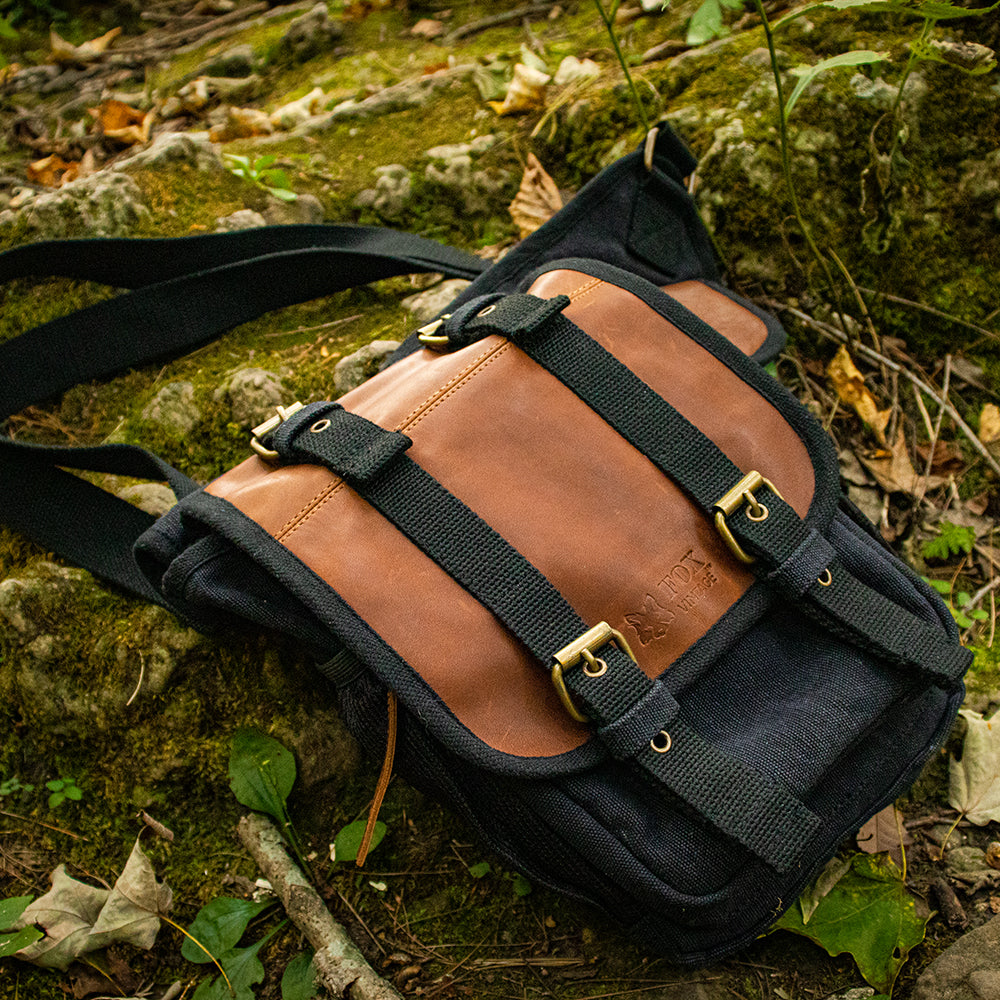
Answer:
[[0, 224, 486, 601]]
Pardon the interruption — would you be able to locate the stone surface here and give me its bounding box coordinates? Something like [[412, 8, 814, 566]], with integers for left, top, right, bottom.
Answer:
[[141, 382, 201, 436], [263, 192, 325, 225], [116, 483, 179, 517], [334, 340, 401, 394], [213, 368, 288, 427], [279, 2, 343, 64], [215, 209, 267, 231], [913, 914, 1000, 1000], [116, 131, 224, 172], [197, 43, 258, 78], [354, 164, 413, 218], [0, 172, 150, 239], [400, 279, 470, 324]]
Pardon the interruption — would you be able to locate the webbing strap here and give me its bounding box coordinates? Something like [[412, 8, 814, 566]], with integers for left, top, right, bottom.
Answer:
[[271, 401, 821, 874], [443, 295, 970, 687], [0, 226, 485, 600]]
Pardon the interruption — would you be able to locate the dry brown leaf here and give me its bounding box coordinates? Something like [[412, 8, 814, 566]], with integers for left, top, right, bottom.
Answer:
[[858, 428, 947, 496], [26, 154, 79, 188], [208, 106, 273, 142], [488, 63, 550, 116], [49, 27, 121, 65], [856, 805, 910, 868], [979, 403, 1000, 447], [914, 439, 966, 476], [508, 153, 563, 239], [14, 838, 171, 971], [827, 345, 891, 445], [88, 100, 155, 146]]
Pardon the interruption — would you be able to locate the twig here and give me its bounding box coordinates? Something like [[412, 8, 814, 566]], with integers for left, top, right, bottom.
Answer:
[[237, 814, 404, 1000], [913, 353, 951, 509], [0, 809, 89, 840], [968, 575, 1000, 611], [769, 301, 1000, 477], [858, 286, 1000, 344], [125, 650, 145, 707], [445, 3, 556, 42]]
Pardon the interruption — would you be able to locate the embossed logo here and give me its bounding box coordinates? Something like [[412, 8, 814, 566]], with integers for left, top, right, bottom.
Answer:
[[625, 548, 719, 646]]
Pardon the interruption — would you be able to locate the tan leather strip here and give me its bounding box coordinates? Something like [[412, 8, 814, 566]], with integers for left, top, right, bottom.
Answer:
[[207, 273, 814, 758]]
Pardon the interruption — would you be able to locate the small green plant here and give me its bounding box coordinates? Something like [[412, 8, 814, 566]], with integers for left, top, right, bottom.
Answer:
[[182, 896, 285, 1000], [229, 729, 307, 870], [45, 776, 82, 808], [330, 818, 386, 864], [0, 896, 43, 959], [685, 0, 744, 45], [224, 154, 298, 202], [922, 520, 977, 561], [0, 776, 34, 796], [927, 579, 989, 629]]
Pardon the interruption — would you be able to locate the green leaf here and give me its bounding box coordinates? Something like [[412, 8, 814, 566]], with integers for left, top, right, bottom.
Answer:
[[332, 820, 385, 863], [0, 896, 33, 931], [686, 0, 724, 46], [181, 898, 272, 964], [775, 0, 999, 29], [0, 16, 18, 40], [228, 729, 297, 825], [281, 952, 318, 1000], [64, 784, 83, 801], [223, 154, 252, 169], [45, 779, 64, 792], [468, 862, 491, 879], [785, 51, 889, 120], [265, 186, 299, 202], [511, 873, 532, 897], [252, 154, 278, 171], [922, 520, 977, 561], [47, 792, 65, 809], [257, 168, 290, 189], [0, 926, 43, 958], [774, 853, 928, 994]]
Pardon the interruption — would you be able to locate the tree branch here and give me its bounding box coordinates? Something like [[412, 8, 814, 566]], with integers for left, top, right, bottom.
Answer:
[[236, 814, 403, 1000]]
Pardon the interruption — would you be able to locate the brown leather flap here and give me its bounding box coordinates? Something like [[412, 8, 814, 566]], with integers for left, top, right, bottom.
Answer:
[[208, 273, 816, 759]]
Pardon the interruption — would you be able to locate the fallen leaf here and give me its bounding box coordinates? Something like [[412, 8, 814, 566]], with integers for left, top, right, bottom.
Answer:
[[856, 805, 910, 868], [88, 100, 155, 146], [914, 439, 965, 476], [949, 708, 1000, 825], [858, 428, 948, 496], [14, 865, 109, 969], [827, 345, 891, 444], [798, 855, 851, 923], [488, 63, 549, 115], [26, 154, 80, 188], [49, 27, 121, 65], [508, 153, 563, 239], [87, 836, 172, 951], [14, 838, 171, 970], [411, 18, 444, 38], [980, 403, 1000, 457], [774, 852, 928, 994], [553, 55, 600, 86], [209, 107, 273, 142]]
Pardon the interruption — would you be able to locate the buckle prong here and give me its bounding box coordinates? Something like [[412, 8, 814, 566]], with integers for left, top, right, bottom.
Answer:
[[713, 470, 783, 564], [250, 402, 304, 461], [551, 622, 637, 723]]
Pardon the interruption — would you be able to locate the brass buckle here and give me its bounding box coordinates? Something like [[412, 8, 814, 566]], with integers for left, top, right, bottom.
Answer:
[[551, 622, 637, 723], [417, 314, 452, 348], [712, 470, 784, 565], [250, 402, 304, 461]]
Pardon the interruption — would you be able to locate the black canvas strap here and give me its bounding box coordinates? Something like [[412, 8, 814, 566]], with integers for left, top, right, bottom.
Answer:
[[0, 225, 485, 599], [269, 401, 821, 874]]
